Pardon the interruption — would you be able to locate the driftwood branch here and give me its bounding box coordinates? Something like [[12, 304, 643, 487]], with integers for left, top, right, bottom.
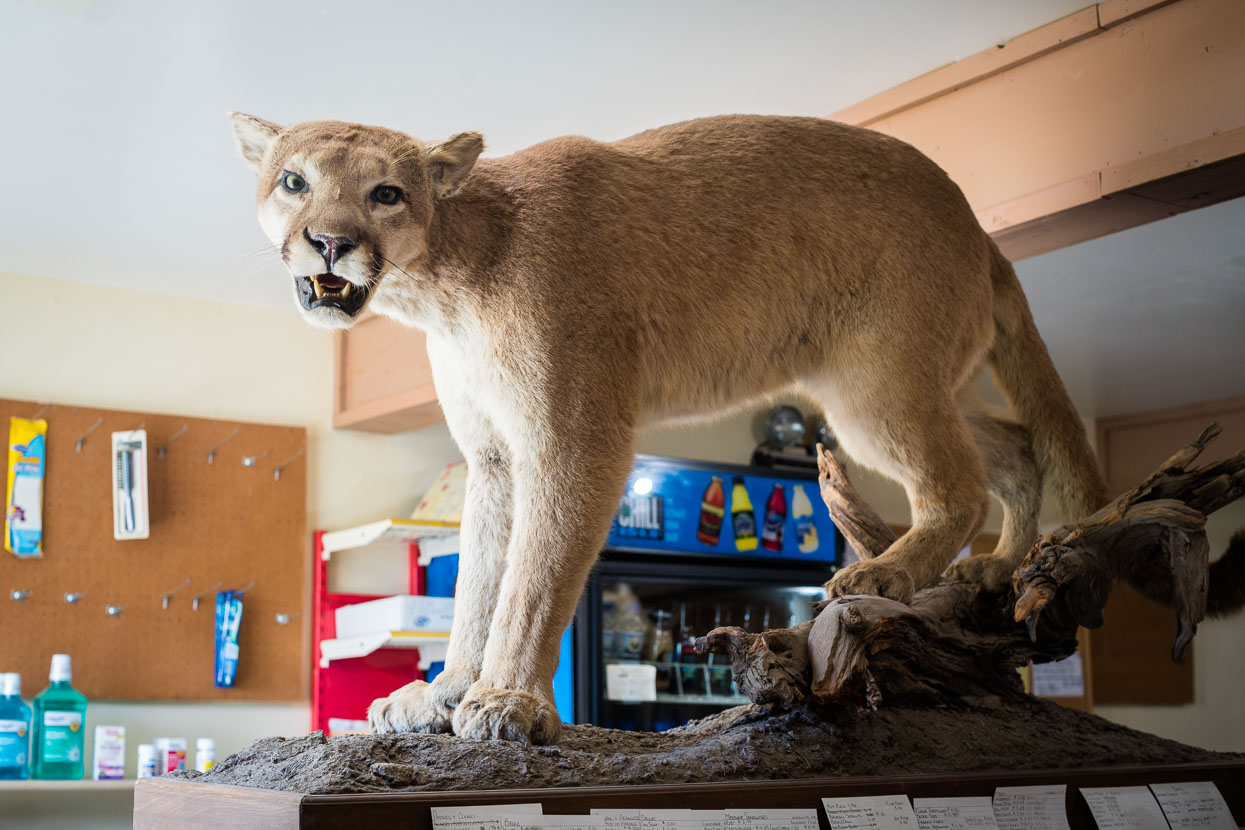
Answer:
[[698, 425, 1245, 711], [815, 442, 894, 561]]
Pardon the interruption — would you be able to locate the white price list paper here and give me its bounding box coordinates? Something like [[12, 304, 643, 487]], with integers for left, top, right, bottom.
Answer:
[[912, 797, 1001, 829], [590, 809, 728, 829], [432, 804, 543, 829], [604, 663, 658, 702], [1080, 786, 1170, 830], [1150, 781, 1237, 829], [991, 784, 1071, 830], [724, 808, 819, 828], [822, 794, 918, 829], [1031, 653, 1085, 698], [503, 818, 606, 830]]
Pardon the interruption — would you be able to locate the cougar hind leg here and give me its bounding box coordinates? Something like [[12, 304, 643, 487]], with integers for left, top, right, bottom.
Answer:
[[814, 370, 990, 604], [945, 412, 1043, 591]]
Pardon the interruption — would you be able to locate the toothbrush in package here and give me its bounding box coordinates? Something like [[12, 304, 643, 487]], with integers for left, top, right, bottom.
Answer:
[[111, 429, 149, 540], [214, 590, 245, 687]]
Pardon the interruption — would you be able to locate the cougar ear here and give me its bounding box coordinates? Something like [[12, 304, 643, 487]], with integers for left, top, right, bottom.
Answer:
[[228, 112, 283, 175], [426, 132, 484, 199]]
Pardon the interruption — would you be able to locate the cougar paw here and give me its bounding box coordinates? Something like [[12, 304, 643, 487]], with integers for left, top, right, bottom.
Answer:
[[945, 553, 1018, 593], [825, 559, 916, 605], [452, 686, 561, 745], [368, 678, 459, 734]]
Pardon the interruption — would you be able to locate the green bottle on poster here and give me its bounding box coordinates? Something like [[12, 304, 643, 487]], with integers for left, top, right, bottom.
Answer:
[[31, 654, 87, 780]]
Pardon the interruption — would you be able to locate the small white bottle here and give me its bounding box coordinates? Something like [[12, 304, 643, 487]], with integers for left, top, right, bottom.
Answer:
[[136, 744, 157, 779], [194, 738, 215, 773]]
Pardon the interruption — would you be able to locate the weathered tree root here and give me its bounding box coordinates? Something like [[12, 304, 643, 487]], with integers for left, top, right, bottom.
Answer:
[[698, 426, 1245, 711]]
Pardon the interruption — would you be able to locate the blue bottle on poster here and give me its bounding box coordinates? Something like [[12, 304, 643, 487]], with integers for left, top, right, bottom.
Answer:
[[0, 673, 32, 780]]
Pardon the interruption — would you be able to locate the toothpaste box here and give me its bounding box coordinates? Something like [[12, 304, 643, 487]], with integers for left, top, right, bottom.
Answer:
[[334, 595, 455, 638], [92, 725, 125, 780]]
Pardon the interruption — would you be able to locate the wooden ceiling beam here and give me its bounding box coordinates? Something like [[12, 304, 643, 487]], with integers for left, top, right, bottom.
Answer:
[[830, 0, 1245, 260]]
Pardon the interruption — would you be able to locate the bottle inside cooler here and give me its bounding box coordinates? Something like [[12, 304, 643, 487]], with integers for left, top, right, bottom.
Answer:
[[596, 578, 820, 731]]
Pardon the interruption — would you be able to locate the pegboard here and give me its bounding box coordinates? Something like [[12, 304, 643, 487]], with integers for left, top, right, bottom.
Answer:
[[1, 398, 307, 701]]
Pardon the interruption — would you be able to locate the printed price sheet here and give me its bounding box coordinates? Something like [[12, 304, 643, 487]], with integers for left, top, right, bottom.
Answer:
[[991, 784, 1070, 830], [822, 794, 918, 829]]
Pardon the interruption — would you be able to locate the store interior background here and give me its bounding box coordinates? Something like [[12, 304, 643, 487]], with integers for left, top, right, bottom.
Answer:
[[2, 0, 1243, 777]]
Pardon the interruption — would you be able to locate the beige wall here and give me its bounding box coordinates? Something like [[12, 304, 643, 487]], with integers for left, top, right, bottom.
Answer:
[[5, 266, 1239, 772], [0, 270, 461, 770]]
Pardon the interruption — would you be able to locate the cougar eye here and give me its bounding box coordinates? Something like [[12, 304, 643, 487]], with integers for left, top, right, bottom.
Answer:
[[281, 172, 307, 193], [371, 185, 401, 205]]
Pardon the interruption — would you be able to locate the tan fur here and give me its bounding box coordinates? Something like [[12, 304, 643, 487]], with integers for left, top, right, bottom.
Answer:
[[229, 112, 1107, 743]]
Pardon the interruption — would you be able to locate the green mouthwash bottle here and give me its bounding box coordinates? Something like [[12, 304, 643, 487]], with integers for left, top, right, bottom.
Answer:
[[31, 654, 87, 780], [0, 673, 32, 780]]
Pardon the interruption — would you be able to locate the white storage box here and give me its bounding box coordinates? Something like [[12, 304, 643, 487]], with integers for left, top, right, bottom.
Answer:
[[334, 595, 455, 637]]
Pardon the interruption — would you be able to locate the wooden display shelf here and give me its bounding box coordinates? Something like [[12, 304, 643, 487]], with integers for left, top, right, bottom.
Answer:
[[318, 630, 450, 668], [134, 761, 1245, 829], [0, 778, 135, 791], [319, 518, 459, 561]]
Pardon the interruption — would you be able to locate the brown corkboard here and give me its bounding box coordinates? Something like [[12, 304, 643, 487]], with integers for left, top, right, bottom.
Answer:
[[1, 398, 307, 701]]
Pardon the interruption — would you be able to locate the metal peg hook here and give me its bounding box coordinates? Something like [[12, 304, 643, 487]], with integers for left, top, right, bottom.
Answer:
[[75, 417, 104, 452], [106, 604, 127, 618], [233, 580, 255, 595], [159, 578, 192, 609], [272, 447, 306, 481], [31, 402, 51, 419], [274, 612, 301, 625], [64, 591, 88, 604], [10, 589, 32, 601], [191, 581, 222, 611], [206, 428, 239, 465], [242, 449, 268, 468], [156, 425, 188, 459]]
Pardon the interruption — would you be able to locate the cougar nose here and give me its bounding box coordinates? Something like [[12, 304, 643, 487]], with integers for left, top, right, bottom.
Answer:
[[306, 230, 358, 271]]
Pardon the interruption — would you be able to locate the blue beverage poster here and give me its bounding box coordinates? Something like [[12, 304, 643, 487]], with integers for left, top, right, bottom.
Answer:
[[608, 456, 839, 564]]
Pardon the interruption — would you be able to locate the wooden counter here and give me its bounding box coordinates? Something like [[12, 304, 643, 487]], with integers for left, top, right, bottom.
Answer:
[[134, 760, 1245, 829]]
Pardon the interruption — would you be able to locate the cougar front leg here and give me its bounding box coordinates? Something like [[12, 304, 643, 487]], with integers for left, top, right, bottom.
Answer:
[[369, 444, 512, 734], [452, 433, 635, 744]]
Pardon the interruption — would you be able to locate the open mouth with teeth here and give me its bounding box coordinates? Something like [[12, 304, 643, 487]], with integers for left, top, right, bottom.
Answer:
[[296, 274, 369, 316]]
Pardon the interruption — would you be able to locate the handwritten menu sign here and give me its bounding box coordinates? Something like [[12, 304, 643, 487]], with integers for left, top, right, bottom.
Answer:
[[912, 797, 1000, 829], [503, 819, 606, 830], [1150, 782, 1237, 829], [590, 810, 727, 829], [723, 809, 818, 828], [1080, 786, 1170, 830], [992, 785, 1070, 830], [432, 804, 543, 830], [822, 794, 919, 829]]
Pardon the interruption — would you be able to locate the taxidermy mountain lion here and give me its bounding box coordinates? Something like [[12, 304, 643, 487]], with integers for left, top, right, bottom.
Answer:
[[229, 112, 1107, 744]]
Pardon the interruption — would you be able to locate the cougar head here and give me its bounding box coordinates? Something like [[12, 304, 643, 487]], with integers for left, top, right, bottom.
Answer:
[[228, 113, 483, 329]]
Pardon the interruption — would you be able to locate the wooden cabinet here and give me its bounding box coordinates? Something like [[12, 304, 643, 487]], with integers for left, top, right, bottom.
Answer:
[[1090, 395, 1245, 704], [333, 314, 443, 433]]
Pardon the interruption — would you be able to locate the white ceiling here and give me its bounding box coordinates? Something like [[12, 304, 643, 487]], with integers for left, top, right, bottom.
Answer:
[[2, 0, 1240, 419]]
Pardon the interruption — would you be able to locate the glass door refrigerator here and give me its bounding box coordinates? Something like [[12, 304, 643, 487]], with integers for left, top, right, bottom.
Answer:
[[570, 454, 842, 731]]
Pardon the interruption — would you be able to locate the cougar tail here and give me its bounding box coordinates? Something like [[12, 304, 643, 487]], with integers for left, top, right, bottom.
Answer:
[[1125, 529, 1245, 618], [985, 243, 1108, 521], [1208, 531, 1245, 617]]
